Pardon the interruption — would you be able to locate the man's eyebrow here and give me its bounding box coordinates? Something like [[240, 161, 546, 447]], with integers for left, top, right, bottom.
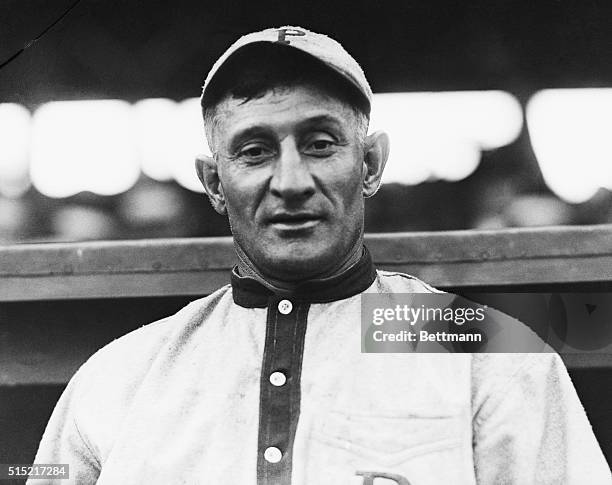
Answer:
[[229, 126, 272, 144], [226, 113, 350, 151], [296, 114, 345, 131], [225, 126, 277, 154]]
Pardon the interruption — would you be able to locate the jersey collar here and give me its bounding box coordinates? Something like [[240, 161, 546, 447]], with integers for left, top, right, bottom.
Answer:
[[230, 246, 377, 308]]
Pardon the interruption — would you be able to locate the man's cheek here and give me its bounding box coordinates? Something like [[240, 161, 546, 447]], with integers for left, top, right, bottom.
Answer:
[[224, 190, 252, 216]]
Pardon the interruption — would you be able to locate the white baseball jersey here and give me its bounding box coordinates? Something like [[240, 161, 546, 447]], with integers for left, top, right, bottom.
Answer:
[[30, 249, 611, 484]]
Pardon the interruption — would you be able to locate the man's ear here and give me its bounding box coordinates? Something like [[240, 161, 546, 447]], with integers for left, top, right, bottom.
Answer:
[[195, 154, 227, 215], [362, 131, 390, 198]]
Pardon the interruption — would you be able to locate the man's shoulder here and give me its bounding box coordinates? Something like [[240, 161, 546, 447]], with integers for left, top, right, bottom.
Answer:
[[48, 284, 235, 460], [373, 269, 443, 294], [471, 352, 565, 386], [76, 284, 233, 383], [372, 269, 564, 379]]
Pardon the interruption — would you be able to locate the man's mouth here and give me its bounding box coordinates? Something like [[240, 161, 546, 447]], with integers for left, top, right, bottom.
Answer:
[[268, 212, 322, 230]]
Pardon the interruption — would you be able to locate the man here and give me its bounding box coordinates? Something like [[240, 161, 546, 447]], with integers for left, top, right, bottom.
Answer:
[[32, 26, 611, 484]]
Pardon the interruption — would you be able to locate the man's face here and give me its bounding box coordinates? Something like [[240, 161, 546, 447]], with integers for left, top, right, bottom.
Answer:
[[211, 85, 367, 281]]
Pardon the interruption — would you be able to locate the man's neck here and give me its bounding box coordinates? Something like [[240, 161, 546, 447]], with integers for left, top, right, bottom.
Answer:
[[234, 242, 364, 293]]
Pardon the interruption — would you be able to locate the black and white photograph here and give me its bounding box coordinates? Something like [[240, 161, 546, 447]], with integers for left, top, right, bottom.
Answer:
[[1, 1, 611, 483]]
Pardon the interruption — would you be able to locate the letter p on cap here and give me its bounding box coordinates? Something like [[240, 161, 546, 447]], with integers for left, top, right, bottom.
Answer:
[[276, 27, 306, 44]]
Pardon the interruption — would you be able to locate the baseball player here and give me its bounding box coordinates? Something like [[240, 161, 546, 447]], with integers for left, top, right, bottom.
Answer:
[[31, 26, 611, 484]]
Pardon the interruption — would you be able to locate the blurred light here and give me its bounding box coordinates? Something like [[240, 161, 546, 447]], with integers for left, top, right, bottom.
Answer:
[[119, 184, 184, 226], [0, 103, 31, 198], [134, 97, 209, 192], [133, 98, 177, 182], [17, 92, 525, 199], [52, 205, 117, 240], [527, 89, 612, 203], [505, 195, 572, 226], [0, 198, 31, 242], [369, 91, 523, 184], [30, 100, 140, 198], [170, 98, 209, 193]]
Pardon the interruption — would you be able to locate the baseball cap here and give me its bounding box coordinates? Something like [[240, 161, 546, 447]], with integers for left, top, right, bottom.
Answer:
[[200, 26, 372, 114]]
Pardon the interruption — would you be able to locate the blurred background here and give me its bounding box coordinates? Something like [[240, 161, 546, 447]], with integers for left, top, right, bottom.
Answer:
[[2, 0, 612, 244]]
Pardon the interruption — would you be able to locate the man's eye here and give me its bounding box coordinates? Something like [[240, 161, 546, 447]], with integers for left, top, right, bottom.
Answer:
[[238, 144, 272, 160], [311, 140, 333, 150], [305, 138, 335, 155]]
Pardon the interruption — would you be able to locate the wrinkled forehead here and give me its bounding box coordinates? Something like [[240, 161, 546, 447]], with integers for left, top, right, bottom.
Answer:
[[210, 84, 362, 145]]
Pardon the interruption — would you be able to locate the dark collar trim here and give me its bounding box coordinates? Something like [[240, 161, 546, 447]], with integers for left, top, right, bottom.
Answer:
[[231, 246, 377, 308]]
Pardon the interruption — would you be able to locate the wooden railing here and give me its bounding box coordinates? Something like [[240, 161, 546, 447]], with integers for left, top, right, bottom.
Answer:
[[2, 224, 612, 301]]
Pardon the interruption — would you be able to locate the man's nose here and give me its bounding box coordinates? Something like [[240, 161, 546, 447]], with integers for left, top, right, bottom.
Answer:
[[269, 140, 316, 200]]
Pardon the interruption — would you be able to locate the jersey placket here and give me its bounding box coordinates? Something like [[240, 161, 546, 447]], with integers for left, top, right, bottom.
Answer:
[[256, 297, 309, 485]]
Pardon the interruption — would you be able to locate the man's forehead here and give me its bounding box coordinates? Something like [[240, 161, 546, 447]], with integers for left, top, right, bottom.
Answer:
[[213, 85, 358, 138]]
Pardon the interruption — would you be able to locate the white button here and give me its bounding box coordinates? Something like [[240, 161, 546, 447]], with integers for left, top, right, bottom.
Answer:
[[269, 371, 287, 387], [264, 446, 282, 463], [278, 299, 293, 314]]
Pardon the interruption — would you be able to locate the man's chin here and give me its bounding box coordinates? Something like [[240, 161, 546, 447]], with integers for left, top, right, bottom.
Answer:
[[262, 251, 335, 281]]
